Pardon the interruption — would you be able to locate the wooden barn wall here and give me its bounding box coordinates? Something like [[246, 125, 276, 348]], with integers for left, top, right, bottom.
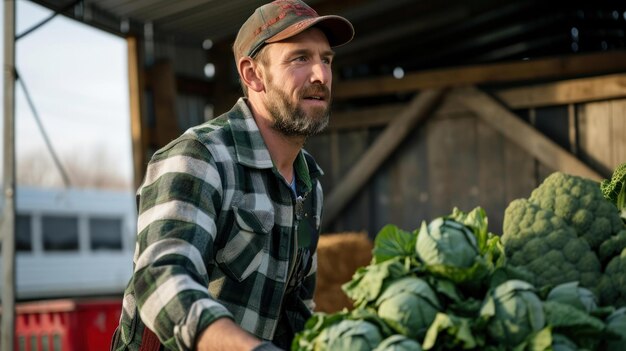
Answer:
[[578, 100, 626, 176], [310, 94, 626, 238]]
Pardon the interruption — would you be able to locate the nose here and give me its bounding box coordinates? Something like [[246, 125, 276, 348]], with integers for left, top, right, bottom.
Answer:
[[310, 60, 331, 85]]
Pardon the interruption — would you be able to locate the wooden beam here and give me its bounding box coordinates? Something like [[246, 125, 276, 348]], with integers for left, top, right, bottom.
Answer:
[[453, 86, 602, 180], [176, 75, 213, 97], [329, 104, 404, 130], [322, 89, 447, 229], [334, 51, 626, 99], [149, 61, 180, 147], [328, 95, 472, 131], [495, 73, 626, 109], [329, 73, 626, 132], [127, 36, 146, 190]]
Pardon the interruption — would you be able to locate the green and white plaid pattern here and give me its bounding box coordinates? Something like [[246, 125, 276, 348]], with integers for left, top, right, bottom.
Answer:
[[112, 98, 323, 351]]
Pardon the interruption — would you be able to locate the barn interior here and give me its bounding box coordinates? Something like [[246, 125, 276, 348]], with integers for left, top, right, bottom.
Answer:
[[2, 1, 626, 346]]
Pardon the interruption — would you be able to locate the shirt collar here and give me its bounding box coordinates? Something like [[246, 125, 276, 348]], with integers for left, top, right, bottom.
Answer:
[[228, 98, 324, 190], [228, 98, 274, 169]]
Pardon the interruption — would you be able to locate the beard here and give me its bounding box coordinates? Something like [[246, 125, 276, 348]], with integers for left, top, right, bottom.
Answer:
[[264, 79, 331, 137]]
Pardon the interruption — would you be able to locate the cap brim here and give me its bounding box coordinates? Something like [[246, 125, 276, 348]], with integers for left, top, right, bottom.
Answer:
[[265, 15, 354, 48]]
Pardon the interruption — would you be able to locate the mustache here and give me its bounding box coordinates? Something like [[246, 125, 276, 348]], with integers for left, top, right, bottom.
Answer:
[[300, 84, 330, 99]]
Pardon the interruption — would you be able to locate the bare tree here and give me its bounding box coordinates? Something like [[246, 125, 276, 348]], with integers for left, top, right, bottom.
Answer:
[[17, 147, 133, 191]]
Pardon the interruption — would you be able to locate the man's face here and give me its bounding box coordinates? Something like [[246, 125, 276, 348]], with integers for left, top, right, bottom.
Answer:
[[259, 28, 334, 137]]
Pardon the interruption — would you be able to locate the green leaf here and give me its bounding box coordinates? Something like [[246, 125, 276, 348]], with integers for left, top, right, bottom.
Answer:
[[543, 300, 606, 334], [373, 224, 417, 264], [526, 327, 553, 351], [341, 257, 409, 307], [422, 312, 477, 350], [292, 311, 351, 351], [373, 334, 423, 351], [546, 281, 598, 313], [543, 300, 617, 349], [489, 265, 535, 290], [603, 307, 626, 350], [430, 278, 464, 303], [349, 307, 395, 337], [551, 334, 579, 351], [448, 207, 489, 252], [316, 319, 383, 351], [423, 255, 491, 285]]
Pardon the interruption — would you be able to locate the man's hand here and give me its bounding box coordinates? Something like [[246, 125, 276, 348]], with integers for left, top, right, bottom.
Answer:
[[196, 318, 268, 351]]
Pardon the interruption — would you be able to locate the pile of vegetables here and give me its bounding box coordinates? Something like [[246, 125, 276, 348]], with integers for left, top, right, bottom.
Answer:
[[502, 163, 626, 306], [292, 163, 626, 350]]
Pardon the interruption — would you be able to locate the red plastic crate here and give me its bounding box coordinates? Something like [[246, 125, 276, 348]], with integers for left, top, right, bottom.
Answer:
[[6, 298, 122, 351]]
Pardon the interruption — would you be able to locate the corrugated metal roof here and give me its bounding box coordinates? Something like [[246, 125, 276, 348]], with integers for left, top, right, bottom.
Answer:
[[30, 0, 328, 43], [28, 0, 626, 75]]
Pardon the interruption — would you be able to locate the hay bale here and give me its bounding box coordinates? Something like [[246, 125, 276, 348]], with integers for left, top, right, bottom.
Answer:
[[314, 232, 373, 313]]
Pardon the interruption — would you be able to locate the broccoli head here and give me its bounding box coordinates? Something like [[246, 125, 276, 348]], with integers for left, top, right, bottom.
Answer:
[[502, 199, 602, 289], [598, 248, 626, 306], [529, 172, 623, 250], [503, 169, 626, 307], [598, 230, 626, 265]]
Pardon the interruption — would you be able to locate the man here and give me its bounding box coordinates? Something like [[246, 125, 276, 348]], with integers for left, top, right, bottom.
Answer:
[[110, 1, 354, 350]]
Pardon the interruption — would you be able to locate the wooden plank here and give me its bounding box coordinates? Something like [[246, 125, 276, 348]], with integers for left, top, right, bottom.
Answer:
[[496, 73, 626, 109], [388, 152, 405, 227], [334, 129, 371, 232], [322, 89, 447, 230], [611, 100, 626, 168], [568, 104, 577, 155], [397, 124, 430, 231], [328, 95, 471, 131], [176, 75, 213, 96], [454, 86, 602, 181], [475, 118, 506, 234], [425, 116, 454, 219], [578, 101, 613, 176], [503, 137, 538, 202], [334, 51, 626, 99], [424, 114, 481, 220], [149, 61, 180, 147], [369, 128, 392, 234], [127, 36, 146, 189], [329, 104, 404, 130], [522, 108, 554, 183], [212, 41, 240, 116], [534, 106, 571, 151], [449, 116, 479, 214]]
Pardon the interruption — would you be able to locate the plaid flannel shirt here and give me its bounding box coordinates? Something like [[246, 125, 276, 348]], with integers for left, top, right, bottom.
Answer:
[[112, 98, 323, 350]]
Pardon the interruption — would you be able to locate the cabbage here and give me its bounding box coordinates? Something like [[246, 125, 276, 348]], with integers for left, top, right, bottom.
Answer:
[[480, 280, 545, 346], [372, 335, 422, 351], [605, 307, 626, 350], [314, 319, 382, 351], [416, 218, 479, 268], [547, 281, 598, 313], [552, 334, 578, 351], [375, 277, 440, 339]]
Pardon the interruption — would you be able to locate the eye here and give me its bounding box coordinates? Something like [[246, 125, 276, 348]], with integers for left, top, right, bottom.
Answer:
[[293, 56, 308, 62], [322, 57, 332, 65]]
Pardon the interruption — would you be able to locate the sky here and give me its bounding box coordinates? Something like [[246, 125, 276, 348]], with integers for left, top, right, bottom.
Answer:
[[1, 0, 133, 187]]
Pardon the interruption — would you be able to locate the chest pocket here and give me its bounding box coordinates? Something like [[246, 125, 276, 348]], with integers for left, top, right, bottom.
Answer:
[[216, 193, 274, 282]]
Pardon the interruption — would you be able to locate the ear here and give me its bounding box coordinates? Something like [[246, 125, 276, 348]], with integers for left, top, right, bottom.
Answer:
[[238, 57, 265, 93]]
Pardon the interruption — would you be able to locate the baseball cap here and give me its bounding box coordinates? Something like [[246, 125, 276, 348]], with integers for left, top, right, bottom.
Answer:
[[233, 0, 355, 61]]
